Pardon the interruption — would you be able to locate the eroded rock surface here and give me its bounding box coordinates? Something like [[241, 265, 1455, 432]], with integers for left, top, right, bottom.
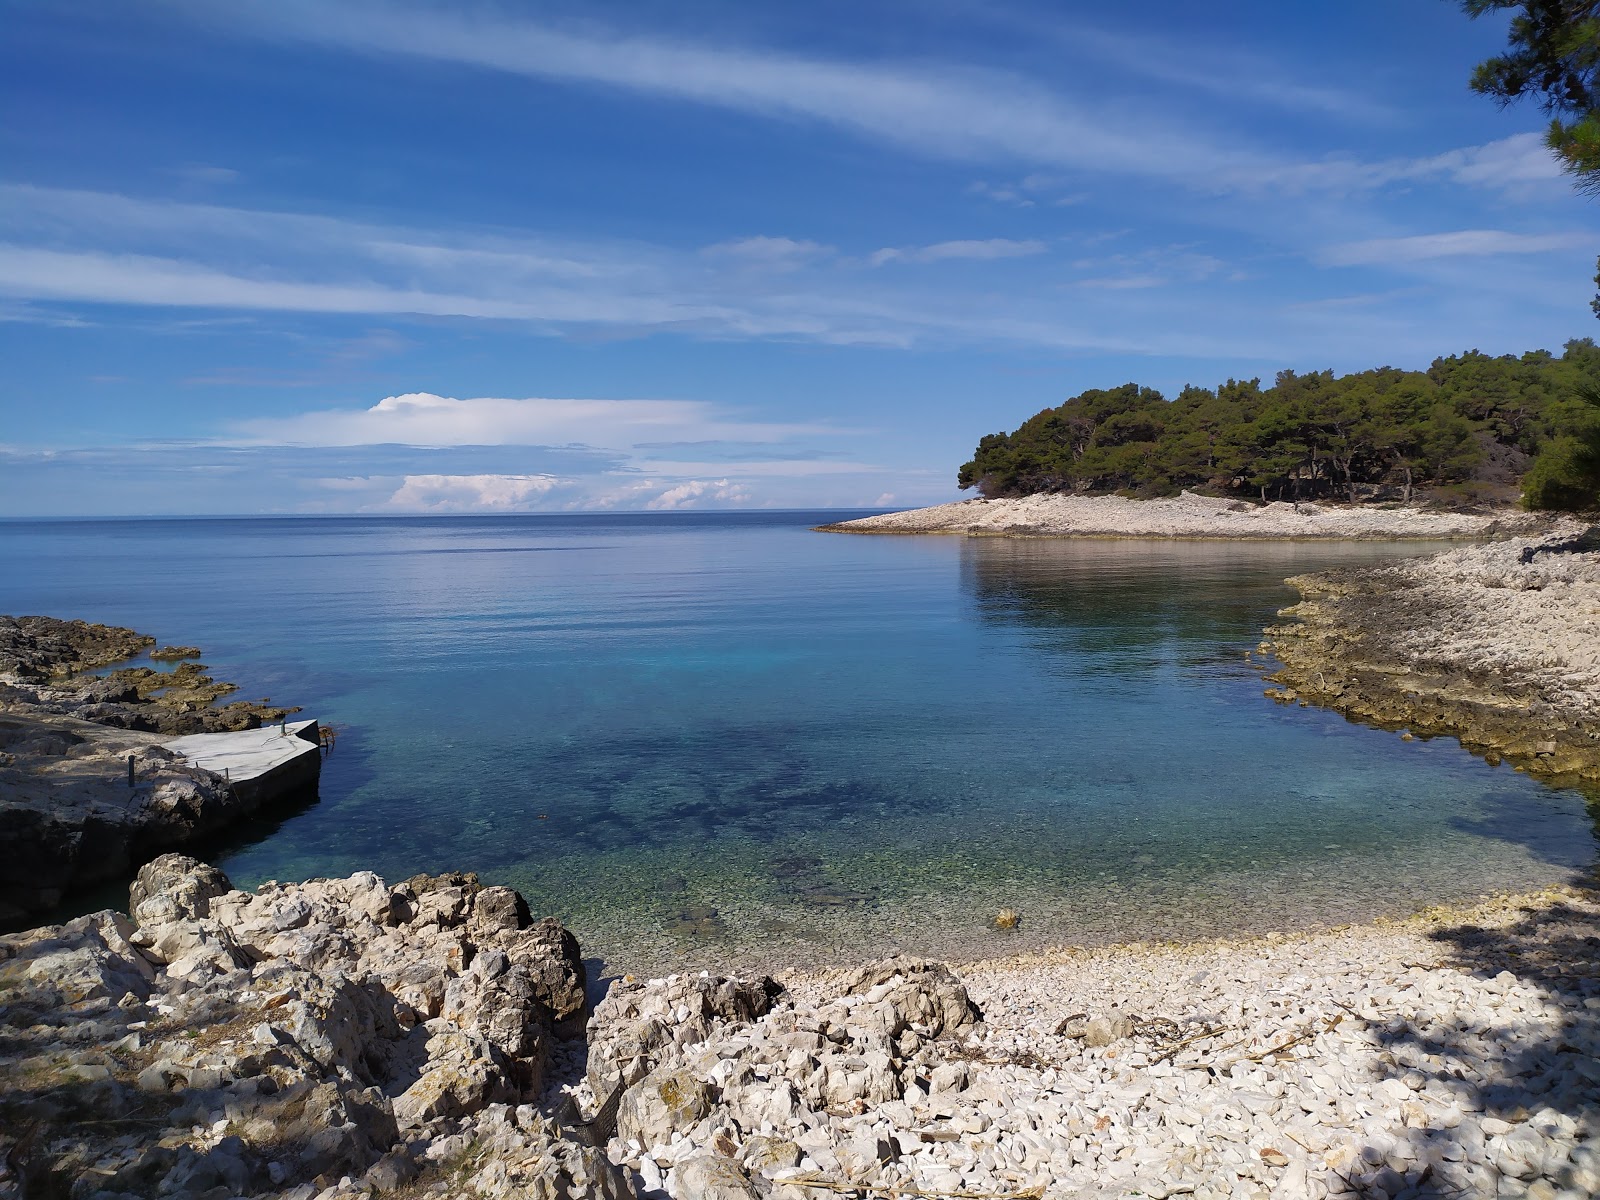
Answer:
[[0, 616, 313, 919], [3, 859, 1600, 1199], [0, 855, 611, 1200], [1264, 529, 1600, 780]]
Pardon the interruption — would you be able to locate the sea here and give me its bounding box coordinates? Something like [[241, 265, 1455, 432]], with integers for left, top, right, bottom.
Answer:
[[2, 512, 1593, 975]]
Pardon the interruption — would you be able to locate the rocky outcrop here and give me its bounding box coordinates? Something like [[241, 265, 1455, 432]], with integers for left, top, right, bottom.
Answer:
[[0, 617, 317, 921], [0, 855, 613, 1200], [1263, 530, 1600, 780], [820, 492, 1561, 539], [3, 858, 1600, 1199], [0, 615, 300, 737], [0, 616, 155, 680], [0, 711, 245, 920]]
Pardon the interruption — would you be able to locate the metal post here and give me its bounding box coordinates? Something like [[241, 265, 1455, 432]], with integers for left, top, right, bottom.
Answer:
[[127, 755, 135, 787]]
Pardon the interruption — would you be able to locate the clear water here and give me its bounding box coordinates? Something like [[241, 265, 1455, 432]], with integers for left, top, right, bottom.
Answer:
[[1, 514, 1592, 974]]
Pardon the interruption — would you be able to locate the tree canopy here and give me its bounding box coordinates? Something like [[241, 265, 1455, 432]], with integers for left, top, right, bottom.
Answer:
[[958, 341, 1600, 510], [1461, 1, 1600, 313]]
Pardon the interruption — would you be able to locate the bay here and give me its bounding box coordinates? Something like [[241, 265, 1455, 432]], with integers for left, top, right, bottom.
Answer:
[[1, 512, 1591, 973]]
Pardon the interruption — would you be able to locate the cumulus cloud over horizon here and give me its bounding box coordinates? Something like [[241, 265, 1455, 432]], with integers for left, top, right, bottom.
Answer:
[[382, 472, 565, 511]]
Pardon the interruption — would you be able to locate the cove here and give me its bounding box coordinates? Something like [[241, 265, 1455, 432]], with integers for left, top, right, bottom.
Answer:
[[1, 512, 1592, 974]]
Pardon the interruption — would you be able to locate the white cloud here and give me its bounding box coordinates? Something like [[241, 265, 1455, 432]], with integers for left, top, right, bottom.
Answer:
[[170, 164, 241, 185], [383, 473, 564, 511], [1415, 132, 1565, 188], [644, 479, 751, 510], [870, 239, 1047, 267], [703, 236, 833, 269], [232, 391, 833, 449], [174, 1, 1276, 186], [1320, 229, 1596, 267], [1251, 133, 1566, 196]]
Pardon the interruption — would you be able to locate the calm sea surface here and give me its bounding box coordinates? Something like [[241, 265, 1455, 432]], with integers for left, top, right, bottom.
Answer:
[[2, 513, 1593, 973]]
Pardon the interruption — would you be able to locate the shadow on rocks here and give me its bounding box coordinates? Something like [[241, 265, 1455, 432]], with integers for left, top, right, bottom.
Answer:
[[1337, 881, 1600, 1199]]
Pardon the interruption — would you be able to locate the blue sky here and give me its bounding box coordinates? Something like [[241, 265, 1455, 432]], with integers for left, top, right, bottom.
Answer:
[[2, 0, 1597, 515]]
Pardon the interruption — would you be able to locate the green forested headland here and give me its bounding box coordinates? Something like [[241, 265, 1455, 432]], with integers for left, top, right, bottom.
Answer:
[[958, 340, 1600, 510]]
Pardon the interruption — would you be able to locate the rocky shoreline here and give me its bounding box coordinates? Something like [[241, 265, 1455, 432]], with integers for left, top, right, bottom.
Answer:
[[821, 493, 1558, 540], [8, 541, 1600, 1199], [1262, 529, 1600, 783], [2, 855, 1596, 1200], [0, 617, 312, 922]]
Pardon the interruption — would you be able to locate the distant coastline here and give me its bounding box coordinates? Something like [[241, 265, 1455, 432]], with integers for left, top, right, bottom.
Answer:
[[819, 490, 1563, 540]]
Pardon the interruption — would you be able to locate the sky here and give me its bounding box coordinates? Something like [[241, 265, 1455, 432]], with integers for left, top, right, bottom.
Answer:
[[2, 1, 1597, 516]]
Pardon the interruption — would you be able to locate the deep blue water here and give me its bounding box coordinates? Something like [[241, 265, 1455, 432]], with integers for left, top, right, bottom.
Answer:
[[2, 513, 1593, 972]]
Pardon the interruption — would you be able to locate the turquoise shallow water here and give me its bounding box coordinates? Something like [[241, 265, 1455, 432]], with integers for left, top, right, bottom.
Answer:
[[1, 514, 1593, 973]]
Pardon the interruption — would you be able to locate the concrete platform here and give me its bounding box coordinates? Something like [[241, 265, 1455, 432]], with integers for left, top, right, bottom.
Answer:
[[162, 718, 322, 804]]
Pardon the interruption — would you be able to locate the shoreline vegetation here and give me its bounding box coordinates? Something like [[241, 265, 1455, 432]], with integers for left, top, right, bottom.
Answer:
[[6, 523, 1600, 1198], [950, 343, 1600, 512]]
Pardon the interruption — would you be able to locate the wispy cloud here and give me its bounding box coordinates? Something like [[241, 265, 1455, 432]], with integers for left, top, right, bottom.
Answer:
[[0, 243, 735, 328], [702, 236, 834, 270], [996, 15, 1396, 123], [1251, 133, 1565, 197], [1069, 246, 1228, 291], [0, 186, 1174, 354], [231, 391, 836, 449], [1320, 229, 1597, 267], [161, 2, 1556, 202], [158, 1, 1306, 188], [0, 178, 1586, 371], [168, 163, 241, 186], [869, 239, 1046, 267]]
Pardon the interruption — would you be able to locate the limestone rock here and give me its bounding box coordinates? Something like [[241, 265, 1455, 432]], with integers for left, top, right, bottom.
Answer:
[[586, 971, 783, 1094], [740, 1135, 802, 1175], [616, 1065, 712, 1146], [675, 1154, 763, 1199], [839, 957, 979, 1039]]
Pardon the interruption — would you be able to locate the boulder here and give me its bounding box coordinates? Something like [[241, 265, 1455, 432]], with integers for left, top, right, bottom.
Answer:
[[838, 958, 978, 1039], [587, 971, 784, 1094], [128, 853, 232, 922], [0, 909, 156, 1005], [675, 1155, 763, 1200], [616, 1065, 712, 1146]]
